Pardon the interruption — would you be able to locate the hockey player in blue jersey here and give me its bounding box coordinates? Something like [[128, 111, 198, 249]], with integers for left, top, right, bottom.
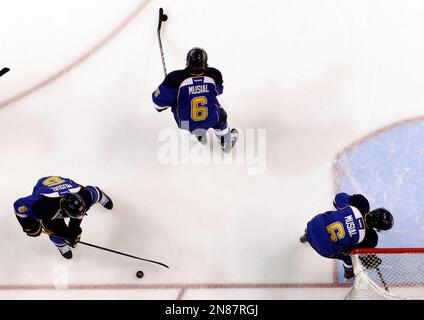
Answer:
[[14, 176, 113, 259], [152, 47, 238, 152], [300, 193, 394, 279]]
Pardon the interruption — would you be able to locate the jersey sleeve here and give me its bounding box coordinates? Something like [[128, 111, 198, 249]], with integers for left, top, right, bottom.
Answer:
[[333, 192, 351, 209], [348, 194, 370, 215], [152, 71, 181, 112], [207, 67, 224, 95], [14, 197, 41, 234], [333, 193, 370, 216], [14, 196, 38, 220], [79, 186, 100, 209]]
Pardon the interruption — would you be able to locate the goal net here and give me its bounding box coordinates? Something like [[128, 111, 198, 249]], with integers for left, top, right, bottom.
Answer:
[[345, 248, 424, 300]]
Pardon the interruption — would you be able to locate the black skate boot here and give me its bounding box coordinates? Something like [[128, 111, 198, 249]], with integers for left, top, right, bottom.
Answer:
[[98, 189, 113, 210], [299, 233, 308, 243], [344, 266, 354, 279], [57, 244, 73, 260]]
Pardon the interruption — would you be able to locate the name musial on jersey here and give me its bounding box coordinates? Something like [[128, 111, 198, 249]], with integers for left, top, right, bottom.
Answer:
[[345, 215, 357, 237], [188, 85, 209, 95], [50, 184, 73, 191]]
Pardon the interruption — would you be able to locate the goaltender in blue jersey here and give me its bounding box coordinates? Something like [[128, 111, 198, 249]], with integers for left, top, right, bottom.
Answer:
[[152, 47, 238, 152], [300, 193, 394, 279]]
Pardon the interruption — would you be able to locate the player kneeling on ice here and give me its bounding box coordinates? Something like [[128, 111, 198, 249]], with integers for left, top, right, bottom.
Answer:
[[13, 176, 113, 259], [299, 193, 394, 280], [152, 47, 238, 152]]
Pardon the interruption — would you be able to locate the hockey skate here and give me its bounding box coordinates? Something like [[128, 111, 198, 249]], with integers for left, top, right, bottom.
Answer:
[[98, 189, 113, 210], [57, 244, 73, 260], [344, 266, 354, 279], [195, 132, 208, 145], [221, 128, 239, 153]]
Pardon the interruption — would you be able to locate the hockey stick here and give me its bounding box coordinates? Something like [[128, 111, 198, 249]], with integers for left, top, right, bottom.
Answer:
[[157, 7, 168, 77], [77, 241, 169, 269], [376, 266, 389, 292], [0, 67, 10, 78], [42, 230, 169, 269]]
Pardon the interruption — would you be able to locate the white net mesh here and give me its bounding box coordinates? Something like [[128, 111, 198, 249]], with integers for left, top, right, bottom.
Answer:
[[345, 248, 424, 300]]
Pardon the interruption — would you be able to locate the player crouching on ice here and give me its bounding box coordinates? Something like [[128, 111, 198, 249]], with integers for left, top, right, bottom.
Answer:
[[14, 176, 113, 259], [152, 47, 238, 152], [300, 193, 394, 279]]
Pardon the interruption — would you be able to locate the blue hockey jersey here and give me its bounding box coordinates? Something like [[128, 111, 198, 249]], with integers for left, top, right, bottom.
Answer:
[[14, 176, 99, 221], [152, 67, 227, 133], [306, 193, 377, 258], [32, 176, 82, 197]]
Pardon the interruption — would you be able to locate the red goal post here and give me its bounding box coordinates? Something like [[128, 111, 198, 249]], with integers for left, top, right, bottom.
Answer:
[[345, 247, 424, 300]]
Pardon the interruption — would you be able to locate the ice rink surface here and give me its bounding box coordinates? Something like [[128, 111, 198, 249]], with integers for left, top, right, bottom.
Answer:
[[0, 0, 423, 300]]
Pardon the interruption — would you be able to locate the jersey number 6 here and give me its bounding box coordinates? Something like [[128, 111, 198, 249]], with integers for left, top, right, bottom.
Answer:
[[326, 221, 346, 242], [191, 96, 208, 121], [42, 176, 65, 187]]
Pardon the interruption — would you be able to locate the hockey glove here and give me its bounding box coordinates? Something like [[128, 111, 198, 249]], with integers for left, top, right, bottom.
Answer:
[[23, 221, 42, 237], [66, 226, 82, 248]]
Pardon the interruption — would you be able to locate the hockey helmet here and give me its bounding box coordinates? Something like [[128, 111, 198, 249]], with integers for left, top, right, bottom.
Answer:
[[366, 208, 394, 231], [60, 193, 87, 218], [186, 47, 208, 73]]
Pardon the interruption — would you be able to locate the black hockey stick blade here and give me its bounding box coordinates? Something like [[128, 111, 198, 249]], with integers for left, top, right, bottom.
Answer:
[[157, 8, 168, 77], [0, 67, 10, 78], [157, 8, 168, 31]]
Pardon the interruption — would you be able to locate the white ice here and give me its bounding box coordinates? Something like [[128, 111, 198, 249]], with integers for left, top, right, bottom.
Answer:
[[0, 0, 423, 300]]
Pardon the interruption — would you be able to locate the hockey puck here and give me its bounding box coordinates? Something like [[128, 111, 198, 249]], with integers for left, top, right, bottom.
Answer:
[[136, 271, 144, 278]]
